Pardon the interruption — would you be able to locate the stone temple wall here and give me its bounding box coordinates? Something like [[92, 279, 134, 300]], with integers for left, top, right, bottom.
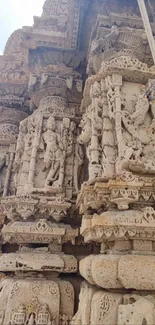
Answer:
[[1, 0, 155, 324]]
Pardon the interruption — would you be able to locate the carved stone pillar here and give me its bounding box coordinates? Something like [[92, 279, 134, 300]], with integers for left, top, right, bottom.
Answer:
[[0, 53, 29, 197], [74, 16, 155, 325], [0, 65, 83, 325]]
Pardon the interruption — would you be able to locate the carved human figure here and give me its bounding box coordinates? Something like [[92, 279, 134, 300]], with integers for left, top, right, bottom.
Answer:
[[131, 85, 149, 127], [118, 84, 155, 174], [122, 85, 150, 133], [57, 117, 70, 187], [43, 116, 70, 188], [73, 138, 84, 192], [43, 116, 61, 187], [22, 118, 36, 163]]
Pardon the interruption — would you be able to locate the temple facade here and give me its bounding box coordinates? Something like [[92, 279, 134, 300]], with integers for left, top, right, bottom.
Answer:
[[1, 0, 155, 324]]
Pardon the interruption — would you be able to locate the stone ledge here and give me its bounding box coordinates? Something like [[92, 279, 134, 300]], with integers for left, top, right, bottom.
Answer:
[[81, 208, 155, 242], [80, 254, 155, 290], [0, 252, 78, 273]]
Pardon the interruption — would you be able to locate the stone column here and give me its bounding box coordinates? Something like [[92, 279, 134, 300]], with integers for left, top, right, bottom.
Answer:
[[74, 19, 155, 325]]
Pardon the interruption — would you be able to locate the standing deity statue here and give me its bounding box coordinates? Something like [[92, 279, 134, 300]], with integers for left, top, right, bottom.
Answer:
[[43, 116, 70, 188], [24, 119, 36, 156], [73, 138, 84, 193], [43, 116, 61, 187]]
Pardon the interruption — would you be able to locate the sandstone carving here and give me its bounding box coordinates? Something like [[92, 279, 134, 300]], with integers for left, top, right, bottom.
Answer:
[[0, 277, 74, 325], [73, 283, 155, 325], [1, 0, 155, 324]]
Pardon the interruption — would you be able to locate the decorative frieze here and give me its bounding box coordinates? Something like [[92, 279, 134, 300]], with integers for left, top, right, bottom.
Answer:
[[2, 219, 78, 244]]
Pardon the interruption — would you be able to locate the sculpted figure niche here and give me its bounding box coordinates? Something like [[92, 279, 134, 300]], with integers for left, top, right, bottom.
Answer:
[[43, 116, 75, 189], [43, 116, 62, 188], [13, 107, 83, 197]]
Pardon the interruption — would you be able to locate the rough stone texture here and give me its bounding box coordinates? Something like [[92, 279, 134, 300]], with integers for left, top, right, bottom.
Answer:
[[1, 0, 155, 324], [0, 277, 75, 325], [80, 255, 121, 289], [117, 295, 155, 325], [118, 255, 155, 290], [72, 282, 155, 325], [80, 254, 155, 290]]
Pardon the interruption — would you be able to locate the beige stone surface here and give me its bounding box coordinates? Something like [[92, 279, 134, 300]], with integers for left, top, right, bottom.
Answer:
[[81, 208, 155, 242], [91, 255, 121, 289], [2, 0, 155, 322], [0, 252, 77, 273], [91, 291, 122, 325], [74, 285, 155, 325], [79, 255, 95, 285], [0, 277, 74, 325], [72, 281, 97, 325], [118, 296, 155, 325], [80, 254, 155, 290], [80, 255, 121, 289], [118, 255, 155, 290], [2, 220, 78, 244]]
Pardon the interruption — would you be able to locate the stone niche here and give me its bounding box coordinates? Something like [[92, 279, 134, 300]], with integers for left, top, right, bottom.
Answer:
[[1, 87, 84, 221]]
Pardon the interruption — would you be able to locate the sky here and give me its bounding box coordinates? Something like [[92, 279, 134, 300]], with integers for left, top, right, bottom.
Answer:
[[0, 0, 45, 54]]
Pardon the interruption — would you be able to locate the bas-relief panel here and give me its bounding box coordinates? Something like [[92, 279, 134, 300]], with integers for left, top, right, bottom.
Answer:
[[0, 278, 74, 325], [79, 71, 155, 183], [14, 113, 84, 198], [118, 80, 155, 175]]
